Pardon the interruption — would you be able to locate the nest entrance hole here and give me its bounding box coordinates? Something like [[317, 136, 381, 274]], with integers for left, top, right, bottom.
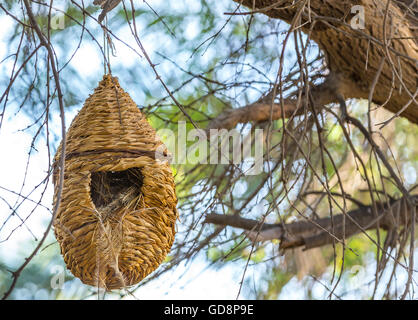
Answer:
[[90, 168, 144, 211]]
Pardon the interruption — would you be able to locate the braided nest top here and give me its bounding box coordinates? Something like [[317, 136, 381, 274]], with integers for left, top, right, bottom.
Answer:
[[52, 75, 178, 290]]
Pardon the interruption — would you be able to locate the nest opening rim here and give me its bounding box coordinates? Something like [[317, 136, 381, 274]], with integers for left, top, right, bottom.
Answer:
[[90, 167, 144, 212]]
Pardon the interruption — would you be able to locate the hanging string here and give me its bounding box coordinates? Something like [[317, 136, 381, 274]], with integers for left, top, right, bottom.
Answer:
[[102, 22, 107, 75], [102, 16, 113, 76]]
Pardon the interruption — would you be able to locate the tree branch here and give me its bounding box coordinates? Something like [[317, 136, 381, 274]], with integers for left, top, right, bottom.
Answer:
[[2, 0, 67, 300], [207, 100, 298, 130], [208, 73, 361, 130], [228, 0, 418, 125], [204, 195, 418, 251]]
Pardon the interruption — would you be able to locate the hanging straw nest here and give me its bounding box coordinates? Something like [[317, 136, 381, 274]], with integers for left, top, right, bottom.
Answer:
[[52, 75, 178, 290]]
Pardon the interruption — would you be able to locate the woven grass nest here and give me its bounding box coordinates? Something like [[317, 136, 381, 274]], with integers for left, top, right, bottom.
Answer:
[[52, 74, 178, 290]]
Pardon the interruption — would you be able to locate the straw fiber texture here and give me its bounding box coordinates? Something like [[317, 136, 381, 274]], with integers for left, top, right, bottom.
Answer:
[[52, 75, 177, 290]]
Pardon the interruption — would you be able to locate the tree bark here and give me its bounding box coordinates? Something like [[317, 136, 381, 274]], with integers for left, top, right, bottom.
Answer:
[[205, 195, 418, 251], [219, 0, 418, 126]]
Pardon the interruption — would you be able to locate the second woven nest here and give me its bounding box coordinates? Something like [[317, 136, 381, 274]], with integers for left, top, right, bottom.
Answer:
[[52, 75, 178, 290]]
